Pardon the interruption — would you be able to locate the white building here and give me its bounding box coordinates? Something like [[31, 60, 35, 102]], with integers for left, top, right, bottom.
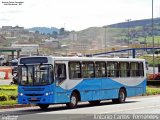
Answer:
[[11, 44, 39, 55]]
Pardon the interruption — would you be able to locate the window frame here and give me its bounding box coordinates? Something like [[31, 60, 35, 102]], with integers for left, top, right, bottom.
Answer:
[[95, 61, 107, 78], [55, 63, 67, 81], [119, 62, 130, 77], [81, 61, 95, 78], [107, 62, 119, 77], [138, 62, 144, 77], [68, 61, 82, 79]]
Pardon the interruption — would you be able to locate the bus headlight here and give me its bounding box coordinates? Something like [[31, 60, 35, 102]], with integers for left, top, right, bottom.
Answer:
[[19, 93, 23, 96], [45, 92, 53, 96]]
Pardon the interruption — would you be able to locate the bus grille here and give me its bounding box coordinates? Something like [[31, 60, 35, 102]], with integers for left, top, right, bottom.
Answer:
[[23, 88, 45, 91], [25, 94, 44, 96]]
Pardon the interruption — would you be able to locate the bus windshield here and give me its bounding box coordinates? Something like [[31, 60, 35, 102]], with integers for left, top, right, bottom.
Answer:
[[18, 64, 54, 86]]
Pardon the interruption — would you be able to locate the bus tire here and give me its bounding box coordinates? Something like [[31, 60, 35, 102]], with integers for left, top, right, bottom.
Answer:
[[89, 100, 100, 106], [112, 88, 126, 104], [38, 104, 49, 110], [66, 92, 78, 109]]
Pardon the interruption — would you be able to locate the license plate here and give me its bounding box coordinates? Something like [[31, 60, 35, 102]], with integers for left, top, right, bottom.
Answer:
[[31, 98, 37, 100]]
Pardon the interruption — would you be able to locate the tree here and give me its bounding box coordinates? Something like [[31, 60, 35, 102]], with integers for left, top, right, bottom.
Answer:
[[35, 30, 40, 34], [59, 28, 65, 35], [52, 31, 58, 38]]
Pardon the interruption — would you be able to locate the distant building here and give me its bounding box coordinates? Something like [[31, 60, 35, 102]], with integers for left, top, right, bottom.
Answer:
[[0, 35, 6, 42], [11, 44, 39, 55], [12, 26, 24, 31], [1, 26, 28, 38], [69, 31, 78, 41], [41, 38, 60, 49], [2, 26, 12, 31], [2, 26, 24, 32]]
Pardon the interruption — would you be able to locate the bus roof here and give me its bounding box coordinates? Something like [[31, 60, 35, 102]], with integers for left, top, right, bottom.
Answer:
[[52, 57, 145, 62], [19, 56, 146, 64]]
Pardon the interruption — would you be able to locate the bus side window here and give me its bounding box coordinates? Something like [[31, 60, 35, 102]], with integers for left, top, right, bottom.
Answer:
[[95, 62, 106, 77], [55, 64, 66, 82], [82, 62, 94, 78], [107, 62, 118, 77], [130, 62, 139, 77], [69, 62, 81, 79], [119, 62, 129, 77], [139, 62, 144, 77]]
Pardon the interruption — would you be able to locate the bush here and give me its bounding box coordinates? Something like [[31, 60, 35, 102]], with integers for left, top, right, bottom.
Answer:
[[145, 87, 160, 95], [147, 73, 160, 80], [0, 85, 17, 90], [0, 95, 8, 101], [8, 95, 17, 100]]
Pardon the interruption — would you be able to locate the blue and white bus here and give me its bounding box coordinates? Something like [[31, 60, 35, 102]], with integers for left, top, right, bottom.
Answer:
[[18, 56, 146, 109]]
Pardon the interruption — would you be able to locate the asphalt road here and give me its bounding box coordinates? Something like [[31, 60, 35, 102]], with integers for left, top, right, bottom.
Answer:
[[0, 95, 160, 120]]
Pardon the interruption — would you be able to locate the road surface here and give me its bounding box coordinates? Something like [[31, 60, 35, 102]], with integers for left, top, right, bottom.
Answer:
[[0, 95, 160, 120], [0, 79, 12, 85]]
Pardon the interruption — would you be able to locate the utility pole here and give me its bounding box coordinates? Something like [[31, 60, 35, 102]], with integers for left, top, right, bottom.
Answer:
[[152, 0, 155, 75]]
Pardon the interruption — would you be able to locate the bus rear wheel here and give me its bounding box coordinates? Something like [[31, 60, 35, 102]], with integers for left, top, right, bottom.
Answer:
[[66, 92, 78, 109], [38, 104, 49, 110], [89, 100, 100, 106], [112, 88, 126, 104]]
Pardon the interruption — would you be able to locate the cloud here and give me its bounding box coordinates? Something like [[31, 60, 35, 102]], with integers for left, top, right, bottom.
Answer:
[[7, 10, 23, 13], [0, 18, 9, 21], [0, 10, 23, 14]]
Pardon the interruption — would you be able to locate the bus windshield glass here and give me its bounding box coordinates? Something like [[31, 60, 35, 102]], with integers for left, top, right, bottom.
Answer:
[[18, 64, 54, 86]]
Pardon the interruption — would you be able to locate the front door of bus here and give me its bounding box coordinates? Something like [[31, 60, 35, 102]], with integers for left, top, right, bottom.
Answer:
[[54, 62, 68, 103]]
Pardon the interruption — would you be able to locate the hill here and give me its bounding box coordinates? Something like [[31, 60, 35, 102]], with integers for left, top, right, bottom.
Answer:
[[107, 18, 160, 28], [28, 27, 59, 34]]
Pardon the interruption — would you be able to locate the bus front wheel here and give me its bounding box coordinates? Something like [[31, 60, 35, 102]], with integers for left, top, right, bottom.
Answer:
[[66, 92, 78, 109], [112, 88, 126, 104], [38, 104, 49, 110]]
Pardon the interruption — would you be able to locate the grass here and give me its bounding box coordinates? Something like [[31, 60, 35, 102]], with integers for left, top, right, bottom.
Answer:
[[145, 86, 160, 95], [139, 55, 160, 67], [0, 100, 17, 106]]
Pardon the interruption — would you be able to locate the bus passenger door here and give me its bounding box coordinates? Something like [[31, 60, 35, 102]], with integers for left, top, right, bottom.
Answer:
[[54, 62, 69, 103]]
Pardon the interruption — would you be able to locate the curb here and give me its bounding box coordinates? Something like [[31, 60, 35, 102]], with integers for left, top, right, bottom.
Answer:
[[0, 104, 35, 109]]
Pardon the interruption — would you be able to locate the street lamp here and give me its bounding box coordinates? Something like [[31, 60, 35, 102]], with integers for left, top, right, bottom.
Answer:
[[125, 19, 131, 57]]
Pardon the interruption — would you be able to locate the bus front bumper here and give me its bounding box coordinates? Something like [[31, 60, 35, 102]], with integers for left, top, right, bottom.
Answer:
[[18, 94, 54, 104]]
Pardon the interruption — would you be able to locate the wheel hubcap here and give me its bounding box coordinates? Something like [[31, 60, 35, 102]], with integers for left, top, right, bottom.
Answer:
[[120, 92, 125, 101], [71, 96, 76, 105]]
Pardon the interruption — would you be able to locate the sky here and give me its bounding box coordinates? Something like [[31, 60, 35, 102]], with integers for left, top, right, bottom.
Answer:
[[0, 0, 160, 31]]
